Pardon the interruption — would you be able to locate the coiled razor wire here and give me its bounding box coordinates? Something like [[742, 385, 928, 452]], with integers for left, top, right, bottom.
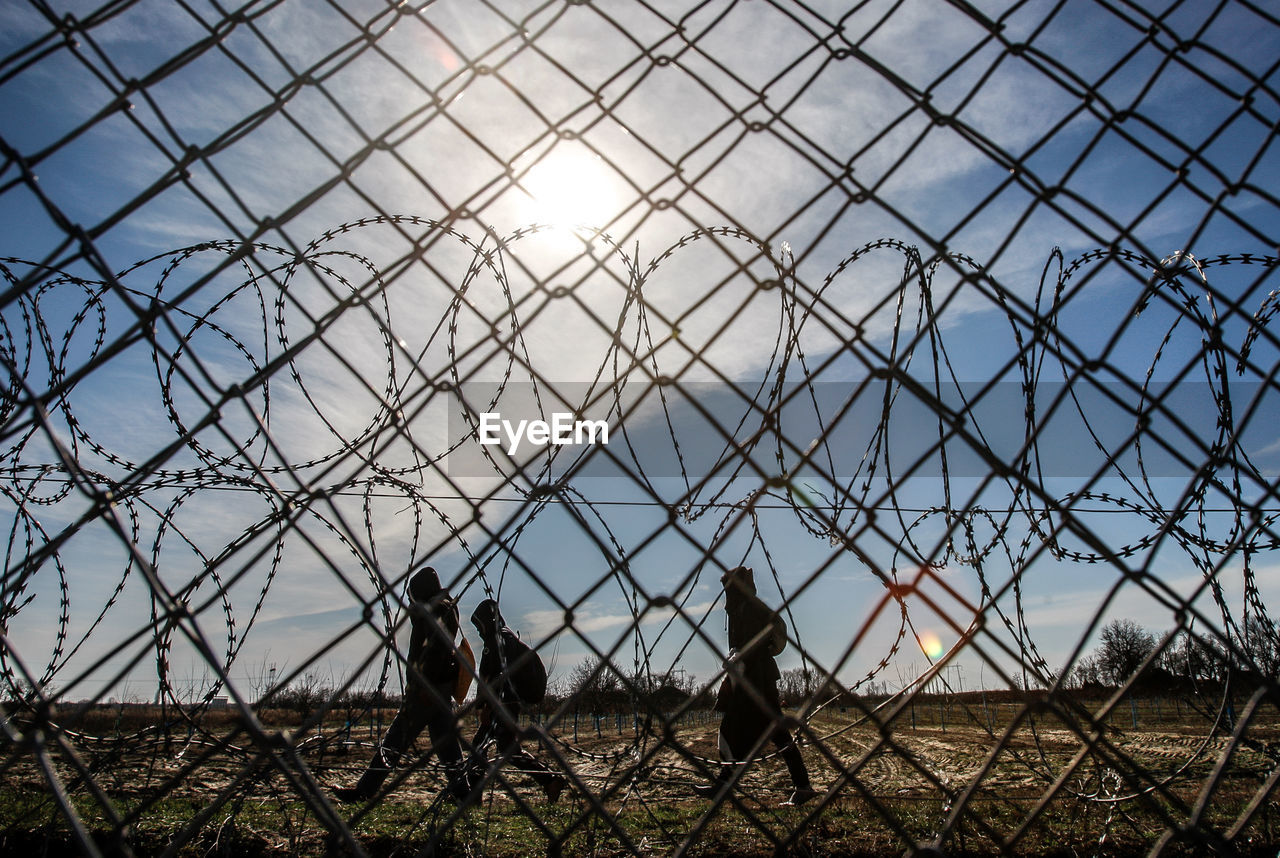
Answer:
[[1, 224, 1279, 856]]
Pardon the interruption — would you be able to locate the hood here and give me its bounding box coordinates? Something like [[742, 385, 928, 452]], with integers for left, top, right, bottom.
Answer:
[[408, 566, 443, 602], [721, 565, 756, 594], [471, 598, 503, 639]]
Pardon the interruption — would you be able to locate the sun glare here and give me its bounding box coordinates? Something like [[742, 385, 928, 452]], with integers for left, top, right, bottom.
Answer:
[[520, 149, 621, 230], [917, 631, 944, 660]]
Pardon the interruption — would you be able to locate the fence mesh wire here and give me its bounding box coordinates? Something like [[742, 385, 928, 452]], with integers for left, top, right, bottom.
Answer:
[[2, 0, 1280, 855]]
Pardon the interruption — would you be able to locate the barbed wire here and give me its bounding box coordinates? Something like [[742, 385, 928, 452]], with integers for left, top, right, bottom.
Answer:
[[2, 228, 1279, 855]]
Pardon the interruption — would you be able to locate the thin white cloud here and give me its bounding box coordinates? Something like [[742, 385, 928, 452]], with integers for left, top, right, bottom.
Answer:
[[522, 599, 716, 640]]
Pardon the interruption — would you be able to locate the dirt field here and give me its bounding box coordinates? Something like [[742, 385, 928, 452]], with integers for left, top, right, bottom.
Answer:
[[3, 703, 1279, 856]]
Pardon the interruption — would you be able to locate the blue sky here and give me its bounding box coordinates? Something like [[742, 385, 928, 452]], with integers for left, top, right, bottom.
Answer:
[[2, 0, 1279, 706]]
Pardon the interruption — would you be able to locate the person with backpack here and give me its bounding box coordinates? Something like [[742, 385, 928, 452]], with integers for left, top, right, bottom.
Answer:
[[695, 565, 815, 806], [467, 598, 567, 803], [334, 566, 475, 803]]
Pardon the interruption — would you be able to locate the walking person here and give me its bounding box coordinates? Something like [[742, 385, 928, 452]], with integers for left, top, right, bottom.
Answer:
[[467, 598, 567, 802], [695, 566, 815, 806], [334, 566, 474, 803]]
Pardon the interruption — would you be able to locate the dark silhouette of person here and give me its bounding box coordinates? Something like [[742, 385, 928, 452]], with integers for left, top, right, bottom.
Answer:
[[467, 598, 566, 802], [695, 566, 815, 806], [335, 566, 474, 803]]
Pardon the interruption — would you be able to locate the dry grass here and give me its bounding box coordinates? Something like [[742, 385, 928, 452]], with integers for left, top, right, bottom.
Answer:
[[3, 701, 1278, 856]]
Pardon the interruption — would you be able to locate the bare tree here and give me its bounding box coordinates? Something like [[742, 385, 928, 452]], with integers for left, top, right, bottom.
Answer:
[[276, 669, 329, 719], [1096, 619, 1156, 686], [777, 666, 820, 706], [657, 667, 697, 697], [1241, 615, 1280, 680], [246, 655, 281, 708], [1159, 630, 1226, 684], [565, 656, 623, 712], [1070, 652, 1105, 688]]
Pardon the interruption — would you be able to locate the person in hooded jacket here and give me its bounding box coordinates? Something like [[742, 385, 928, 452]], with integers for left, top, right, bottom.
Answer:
[[467, 598, 567, 802], [695, 565, 816, 806], [334, 566, 474, 803]]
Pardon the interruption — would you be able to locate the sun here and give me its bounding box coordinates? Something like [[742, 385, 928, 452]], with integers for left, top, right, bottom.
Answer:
[[519, 147, 622, 230]]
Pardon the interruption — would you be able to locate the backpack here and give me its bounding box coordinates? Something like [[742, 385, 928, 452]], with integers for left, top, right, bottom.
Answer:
[[731, 596, 789, 659], [454, 635, 475, 703], [412, 596, 462, 686], [766, 611, 788, 657], [499, 629, 548, 704]]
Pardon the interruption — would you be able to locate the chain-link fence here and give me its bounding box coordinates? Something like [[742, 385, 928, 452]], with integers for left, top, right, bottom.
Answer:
[[3, 0, 1279, 855]]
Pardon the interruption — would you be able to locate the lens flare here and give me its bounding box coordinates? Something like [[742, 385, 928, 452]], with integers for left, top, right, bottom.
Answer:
[[917, 630, 944, 659]]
